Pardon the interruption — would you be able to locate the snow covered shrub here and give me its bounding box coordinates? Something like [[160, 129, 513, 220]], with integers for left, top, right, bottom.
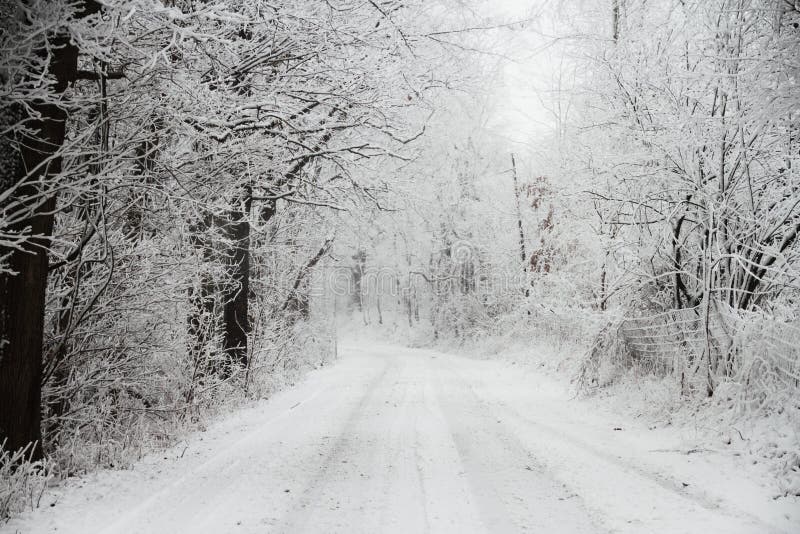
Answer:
[[245, 314, 335, 400], [728, 308, 800, 417], [576, 319, 629, 390], [0, 444, 51, 523], [40, 220, 199, 474]]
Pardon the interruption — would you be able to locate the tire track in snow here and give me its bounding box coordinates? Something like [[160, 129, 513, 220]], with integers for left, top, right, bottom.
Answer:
[[431, 356, 600, 534], [96, 385, 330, 534], [450, 363, 789, 534], [278, 356, 396, 532]]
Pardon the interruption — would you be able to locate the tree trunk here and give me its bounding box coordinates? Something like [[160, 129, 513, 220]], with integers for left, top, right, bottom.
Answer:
[[0, 11, 90, 456], [222, 191, 252, 371], [0, 180, 56, 459], [510, 154, 527, 268], [612, 0, 622, 42], [187, 210, 222, 380]]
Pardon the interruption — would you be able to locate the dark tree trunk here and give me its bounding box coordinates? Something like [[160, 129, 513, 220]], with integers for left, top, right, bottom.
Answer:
[[0, 10, 91, 456], [222, 191, 252, 370], [187, 271, 217, 374], [187, 210, 221, 379], [0, 174, 56, 459]]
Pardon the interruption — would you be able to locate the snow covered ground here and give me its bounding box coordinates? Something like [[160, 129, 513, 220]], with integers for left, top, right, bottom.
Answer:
[[5, 341, 798, 534]]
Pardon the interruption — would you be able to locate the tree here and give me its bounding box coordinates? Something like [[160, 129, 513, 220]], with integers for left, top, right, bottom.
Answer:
[[0, 0, 101, 459]]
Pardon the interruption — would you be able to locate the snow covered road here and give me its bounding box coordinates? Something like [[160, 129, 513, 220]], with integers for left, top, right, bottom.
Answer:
[[7, 342, 797, 534]]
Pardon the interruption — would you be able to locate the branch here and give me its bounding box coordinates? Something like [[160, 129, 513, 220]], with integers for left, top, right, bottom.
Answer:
[[282, 233, 335, 312]]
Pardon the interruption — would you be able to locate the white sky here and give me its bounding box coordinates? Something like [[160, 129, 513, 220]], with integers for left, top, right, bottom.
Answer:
[[469, 0, 566, 156]]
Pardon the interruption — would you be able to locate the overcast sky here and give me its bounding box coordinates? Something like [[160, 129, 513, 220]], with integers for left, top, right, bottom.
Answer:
[[472, 0, 563, 155]]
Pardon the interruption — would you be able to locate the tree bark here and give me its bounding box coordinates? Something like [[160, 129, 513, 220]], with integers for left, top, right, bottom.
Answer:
[[0, 2, 100, 457], [222, 191, 252, 370], [0, 24, 87, 459]]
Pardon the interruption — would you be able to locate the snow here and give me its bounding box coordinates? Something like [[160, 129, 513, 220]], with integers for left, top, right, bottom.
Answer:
[[5, 340, 798, 534]]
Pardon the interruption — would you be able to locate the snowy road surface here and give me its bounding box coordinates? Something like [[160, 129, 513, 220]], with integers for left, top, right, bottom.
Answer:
[[7, 342, 798, 534]]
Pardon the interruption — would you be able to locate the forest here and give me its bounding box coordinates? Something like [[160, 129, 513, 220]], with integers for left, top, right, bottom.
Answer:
[[1, 0, 799, 528]]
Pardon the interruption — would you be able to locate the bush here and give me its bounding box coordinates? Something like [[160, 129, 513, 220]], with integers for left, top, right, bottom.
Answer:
[[0, 443, 52, 523]]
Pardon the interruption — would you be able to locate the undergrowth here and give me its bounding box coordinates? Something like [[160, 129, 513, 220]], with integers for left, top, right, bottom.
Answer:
[[2, 317, 334, 523], [0, 443, 52, 523]]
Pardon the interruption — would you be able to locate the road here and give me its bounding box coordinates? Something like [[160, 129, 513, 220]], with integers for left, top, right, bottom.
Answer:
[[8, 342, 795, 534]]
